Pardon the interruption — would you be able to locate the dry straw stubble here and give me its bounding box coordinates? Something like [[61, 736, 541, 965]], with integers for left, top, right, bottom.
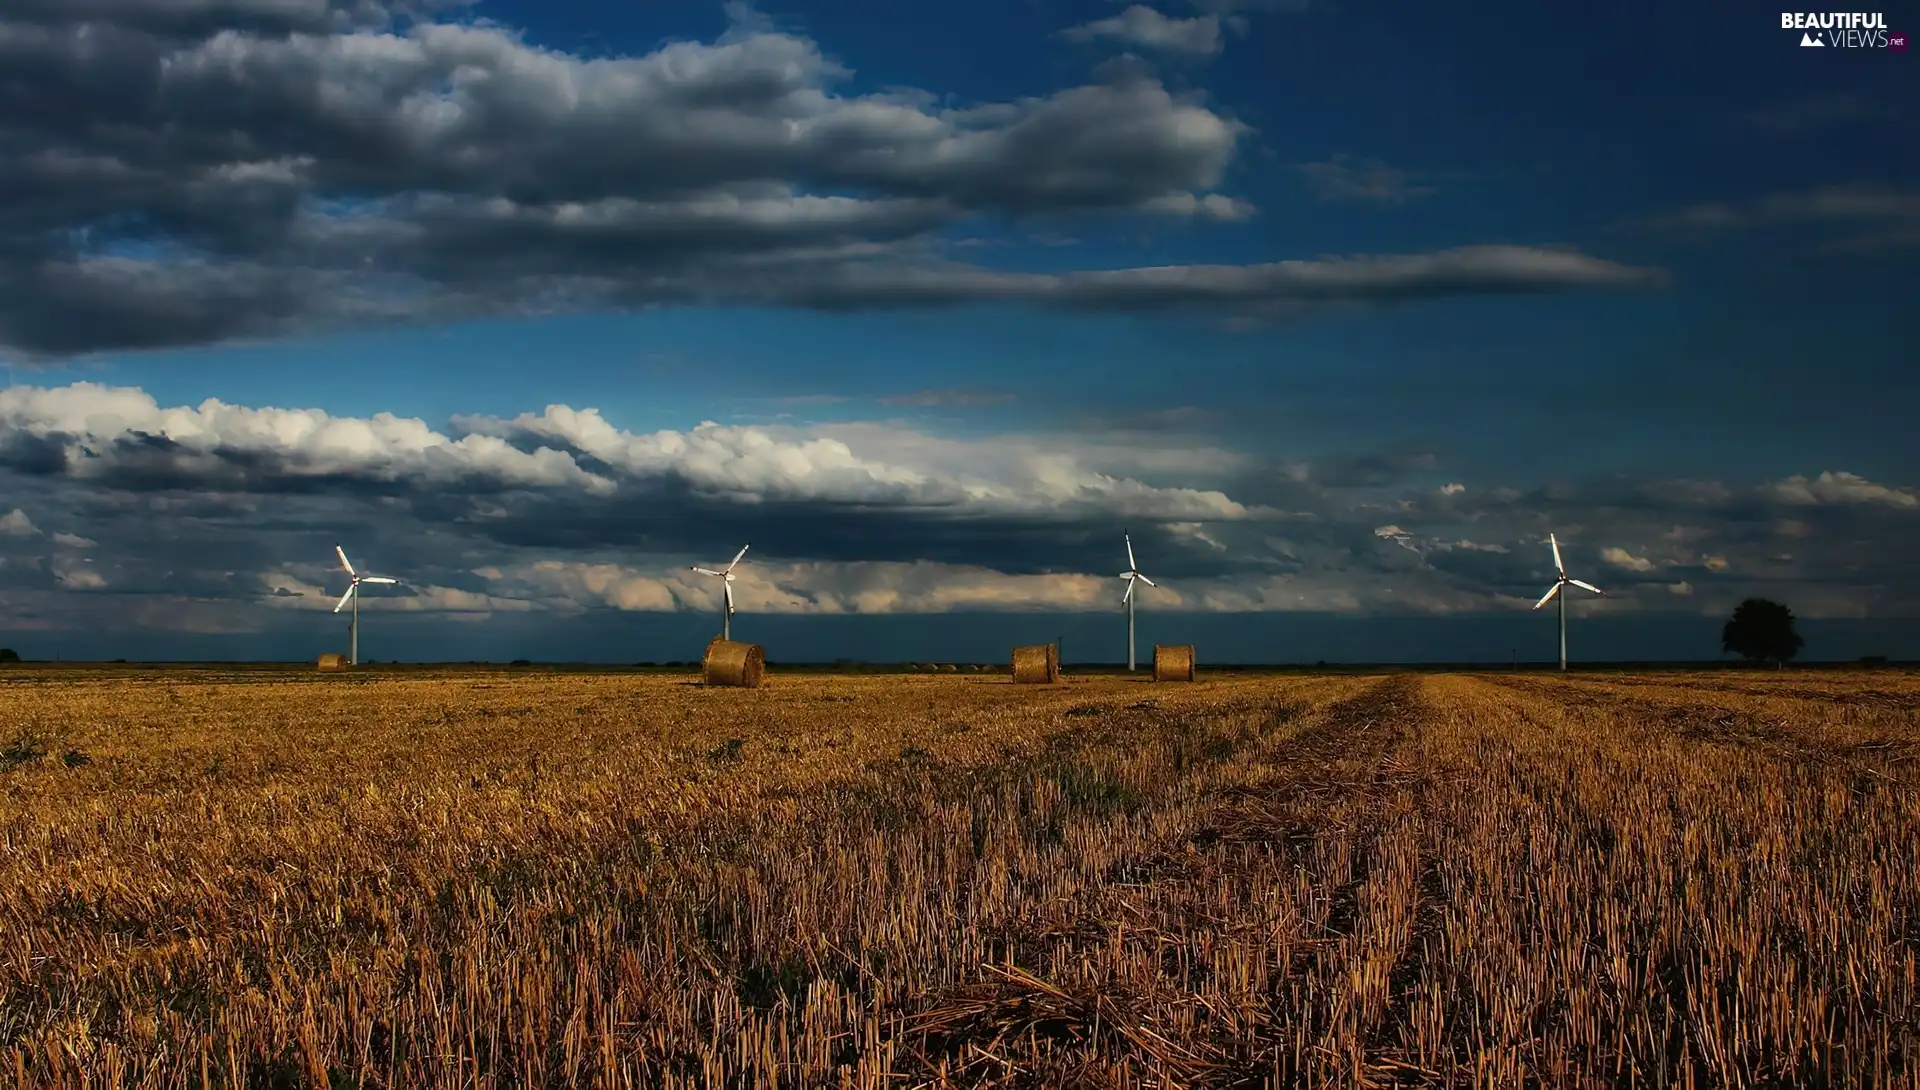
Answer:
[[2, 666, 1915, 1085], [1011, 643, 1060, 684], [703, 639, 765, 687]]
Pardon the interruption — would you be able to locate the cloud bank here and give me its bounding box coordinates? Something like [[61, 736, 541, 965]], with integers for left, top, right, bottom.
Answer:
[[2, 383, 1916, 639]]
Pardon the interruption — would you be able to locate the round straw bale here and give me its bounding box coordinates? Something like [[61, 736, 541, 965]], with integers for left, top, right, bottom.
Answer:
[[1011, 644, 1061, 684], [1152, 644, 1195, 682], [316, 652, 348, 672], [704, 639, 766, 688], [937, 663, 957, 673]]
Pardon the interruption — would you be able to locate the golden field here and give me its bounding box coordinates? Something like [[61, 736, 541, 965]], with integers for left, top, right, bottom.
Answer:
[[0, 666, 1916, 1087]]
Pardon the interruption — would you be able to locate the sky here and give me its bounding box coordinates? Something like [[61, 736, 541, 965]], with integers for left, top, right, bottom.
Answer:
[[0, 0, 1915, 664]]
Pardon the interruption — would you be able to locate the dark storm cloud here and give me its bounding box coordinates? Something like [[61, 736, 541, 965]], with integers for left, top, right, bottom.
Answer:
[[0, 1, 1663, 357]]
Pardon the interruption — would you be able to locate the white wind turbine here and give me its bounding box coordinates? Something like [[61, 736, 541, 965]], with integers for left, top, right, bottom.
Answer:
[[332, 544, 400, 666], [691, 543, 749, 641], [1119, 532, 1159, 672], [1532, 532, 1604, 672]]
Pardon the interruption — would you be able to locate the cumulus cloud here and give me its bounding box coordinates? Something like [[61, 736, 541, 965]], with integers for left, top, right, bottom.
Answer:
[[0, 1, 1661, 357], [0, 509, 36, 536], [1601, 547, 1657, 572], [1, 382, 1262, 530], [1769, 471, 1919, 508], [1061, 6, 1224, 58], [0, 383, 614, 493]]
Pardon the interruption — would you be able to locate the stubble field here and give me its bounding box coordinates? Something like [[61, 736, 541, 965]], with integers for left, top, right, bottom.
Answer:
[[1, 666, 1916, 1087]]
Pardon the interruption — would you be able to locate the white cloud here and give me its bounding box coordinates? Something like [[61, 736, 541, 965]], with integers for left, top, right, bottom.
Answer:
[[53, 564, 105, 590], [0, 383, 613, 493], [460, 407, 1263, 520], [1769, 471, 1920, 508], [0, 382, 1263, 522], [1061, 6, 1224, 57], [0, 509, 36, 536], [51, 532, 96, 548], [1440, 482, 1465, 495], [1167, 521, 1228, 551], [1668, 581, 1694, 596], [1601, 546, 1657, 573]]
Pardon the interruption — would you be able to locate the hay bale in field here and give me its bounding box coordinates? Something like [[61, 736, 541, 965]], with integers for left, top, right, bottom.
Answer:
[[316, 653, 348, 672], [937, 663, 957, 673], [1011, 644, 1060, 684], [703, 639, 766, 688], [1153, 644, 1195, 682]]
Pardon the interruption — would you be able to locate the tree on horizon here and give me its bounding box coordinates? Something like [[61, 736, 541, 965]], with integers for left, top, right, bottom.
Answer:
[[1721, 598, 1804, 668]]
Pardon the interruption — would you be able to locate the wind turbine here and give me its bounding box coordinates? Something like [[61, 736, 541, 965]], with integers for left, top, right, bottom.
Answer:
[[332, 544, 399, 666], [691, 543, 749, 641], [1532, 532, 1604, 672], [1119, 532, 1159, 672]]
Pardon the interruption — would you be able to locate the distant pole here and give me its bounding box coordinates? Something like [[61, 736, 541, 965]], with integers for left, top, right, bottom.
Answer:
[[350, 593, 360, 667], [1558, 585, 1568, 672], [722, 607, 730, 642], [1127, 593, 1136, 672]]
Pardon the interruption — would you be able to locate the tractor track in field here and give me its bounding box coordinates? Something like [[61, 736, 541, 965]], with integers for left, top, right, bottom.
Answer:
[[890, 676, 1451, 1086]]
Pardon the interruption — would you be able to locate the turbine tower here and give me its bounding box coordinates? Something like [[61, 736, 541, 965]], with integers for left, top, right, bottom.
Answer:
[[1118, 532, 1159, 672], [332, 544, 399, 666], [692, 543, 749, 641], [1532, 532, 1604, 672]]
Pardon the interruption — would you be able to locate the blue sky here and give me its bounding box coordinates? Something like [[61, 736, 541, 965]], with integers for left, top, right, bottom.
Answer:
[[0, 0, 1914, 663]]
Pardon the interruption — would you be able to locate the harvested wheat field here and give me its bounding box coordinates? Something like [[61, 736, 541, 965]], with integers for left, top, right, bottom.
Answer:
[[1, 666, 1916, 1087]]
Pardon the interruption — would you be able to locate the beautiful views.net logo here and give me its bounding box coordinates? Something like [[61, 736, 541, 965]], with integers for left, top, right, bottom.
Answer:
[[1782, 11, 1907, 48]]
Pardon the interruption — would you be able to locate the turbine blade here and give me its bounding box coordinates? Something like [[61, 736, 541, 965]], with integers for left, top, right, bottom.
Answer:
[[727, 543, 749, 572], [691, 567, 722, 576], [1137, 574, 1156, 587], [1533, 583, 1561, 609], [1119, 571, 1135, 579], [1125, 533, 1136, 571], [362, 576, 399, 584], [333, 586, 356, 613], [1550, 533, 1564, 575], [1570, 579, 1604, 595], [1122, 578, 1134, 605], [723, 580, 735, 615], [335, 544, 355, 577]]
